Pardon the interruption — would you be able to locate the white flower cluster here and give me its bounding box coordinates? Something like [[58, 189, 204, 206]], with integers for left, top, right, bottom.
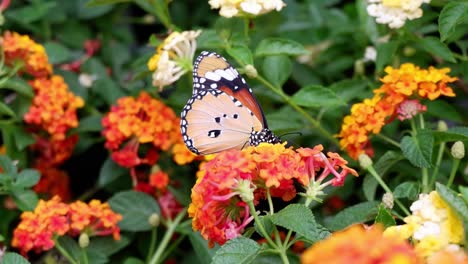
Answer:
[[147, 30, 202, 91], [367, 0, 430, 28], [208, 0, 285, 18]]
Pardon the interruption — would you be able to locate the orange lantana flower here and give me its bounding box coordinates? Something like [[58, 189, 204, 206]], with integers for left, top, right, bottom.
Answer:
[[301, 225, 423, 264], [338, 63, 457, 159]]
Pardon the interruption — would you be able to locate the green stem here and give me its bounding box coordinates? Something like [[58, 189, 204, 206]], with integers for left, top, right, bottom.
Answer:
[[422, 168, 429, 193], [54, 237, 78, 264], [375, 134, 400, 148], [243, 17, 250, 42], [148, 209, 187, 264], [81, 247, 89, 264], [429, 142, 446, 189], [266, 188, 274, 215], [146, 227, 158, 263], [247, 201, 277, 249], [159, 234, 186, 261], [447, 159, 461, 188], [283, 230, 293, 248], [255, 75, 339, 146], [418, 114, 425, 130], [367, 166, 411, 216]]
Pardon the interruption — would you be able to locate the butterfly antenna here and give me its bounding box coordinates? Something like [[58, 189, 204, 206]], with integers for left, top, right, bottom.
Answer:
[[278, 131, 303, 148]]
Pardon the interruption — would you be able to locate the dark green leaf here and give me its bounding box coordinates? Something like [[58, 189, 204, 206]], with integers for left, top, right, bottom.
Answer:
[[134, 0, 171, 28], [87, 233, 131, 256], [98, 157, 128, 187], [328, 79, 368, 102], [227, 45, 253, 66], [376, 41, 398, 72], [324, 201, 380, 231], [0, 78, 34, 98], [255, 38, 308, 57], [57, 236, 81, 261], [2, 252, 31, 264], [439, 2, 468, 42], [197, 30, 224, 50], [433, 126, 468, 143], [92, 78, 126, 105], [375, 204, 396, 228], [363, 174, 378, 201], [12, 190, 39, 211], [265, 107, 304, 132], [76, 115, 103, 132], [13, 126, 35, 151], [44, 42, 72, 64], [188, 232, 219, 264], [5, 2, 56, 23], [211, 237, 261, 264], [415, 37, 456, 63], [393, 182, 419, 200], [254, 215, 274, 238], [400, 131, 433, 168], [262, 55, 292, 88], [436, 183, 468, 222], [108, 191, 160, 231], [270, 204, 330, 242], [0, 102, 15, 118], [426, 100, 463, 122], [86, 0, 131, 6], [122, 258, 145, 264], [82, 250, 108, 264], [291, 85, 345, 108], [15, 169, 40, 188]]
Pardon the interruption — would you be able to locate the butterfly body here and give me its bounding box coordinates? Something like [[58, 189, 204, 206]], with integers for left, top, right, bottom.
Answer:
[[180, 51, 280, 155]]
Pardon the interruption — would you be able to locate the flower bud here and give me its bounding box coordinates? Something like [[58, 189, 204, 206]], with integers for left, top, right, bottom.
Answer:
[[358, 154, 373, 169], [403, 46, 416, 57], [244, 64, 257, 79], [382, 192, 394, 209], [236, 179, 255, 202], [148, 213, 160, 227], [437, 120, 448, 131], [79, 233, 90, 248], [451, 141, 465, 160], [354, 60, 365, 76]]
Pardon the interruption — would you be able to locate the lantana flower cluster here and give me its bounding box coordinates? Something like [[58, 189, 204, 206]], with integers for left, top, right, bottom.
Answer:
[[12, 196, 122, 255], [102, 91, 194, 168], [301, 225, 423, 263], [208, 0, 286, 18], [367, 0, 431, 28], [188, 142, 358, 247], [338, 63, 457, 159], [1, 31, 85, 199], [147, 30, 201, 90], [384, 191, 465, 259]]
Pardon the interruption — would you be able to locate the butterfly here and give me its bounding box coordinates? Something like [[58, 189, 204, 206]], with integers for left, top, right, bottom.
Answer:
[[180, 51, 281, 155]]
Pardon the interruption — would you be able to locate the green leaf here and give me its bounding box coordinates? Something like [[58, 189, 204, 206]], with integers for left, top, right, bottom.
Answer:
[[188, 231, 219, 263], [76, 115, 103, 132], [393, 181, 419, 200], [122, 258, 145, 264], [415, 37, 456, 63], [86, 0, 131, 6], [0, 102, 15, 118], [400, 131, 433, 168], [44, 42, 72, 64], [12, 190, 39, 211], [211, 237, 261, 264], [88, 234, 131, 256], [436, 183, 468, 222], [227, 45, 253, 66], [270, 204, 331, 242], [255, 38, 308, 57], [460, 186, 468, 204], [2, 252, 31, 264], [14, 169, 41, 188], [134, 0, 171, 28], [262, 55, 292, 87], [13, 126, 35, 151], [363, 151, 404, 201], [433, 126, 468, 143], [92, 78, 126, 105], [291, 85, 345, 108], [5, 2, 56, 23], [108, 191, 160, 232], [82, 250, 108, 264], [57, 236, 81, 261], [375, 204, 396, 228], [324, 201, 380, 231], [0, 78, 34, 98], [0, 155, 17, 175], [426, 100, 463, 122], [254, 215, 274, 239], [439, 2, 468, 42], [97, 157, 128, 187], [376, 41, 398, 72], [265, 107, 304, 132]]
